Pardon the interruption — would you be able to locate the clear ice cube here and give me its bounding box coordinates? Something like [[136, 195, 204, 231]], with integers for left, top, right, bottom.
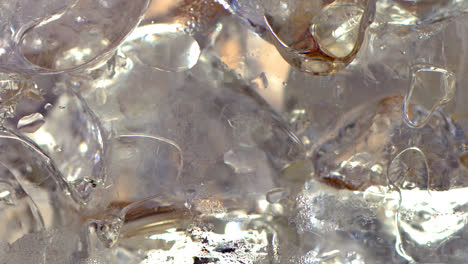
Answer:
[[6, 78, 106, 206], [77, 47, 303, 205]]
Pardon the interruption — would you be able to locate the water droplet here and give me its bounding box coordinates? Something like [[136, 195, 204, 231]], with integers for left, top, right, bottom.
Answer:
[[311, 4, 364, 58], [388, 147, 430, 190], [122, 23, 201, 72], [266, 188, 286, 204], [94, 217, 123, 248], [72, 177, 97, 201], [17, 113, 45, 133], [264, 0, 375, 75], [403, 65, 456, 128]]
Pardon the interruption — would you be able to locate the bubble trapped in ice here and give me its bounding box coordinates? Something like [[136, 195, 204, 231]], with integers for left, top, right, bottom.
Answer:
[[403, 64, 456, 128], [19, 0, 150, 73], [225, 0, 377, 75]]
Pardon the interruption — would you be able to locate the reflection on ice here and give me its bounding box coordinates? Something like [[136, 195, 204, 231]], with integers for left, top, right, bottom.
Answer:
[[295, 180, 468, 263], [122, 23, 201, 72]]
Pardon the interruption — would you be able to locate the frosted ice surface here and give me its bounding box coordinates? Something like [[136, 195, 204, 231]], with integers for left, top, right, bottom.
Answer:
[[3, 230, 79, 264], [0, 241, 10, 264]]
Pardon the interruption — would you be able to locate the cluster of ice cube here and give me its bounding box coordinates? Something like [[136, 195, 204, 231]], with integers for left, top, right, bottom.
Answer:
[[0, 0, 467, 263]]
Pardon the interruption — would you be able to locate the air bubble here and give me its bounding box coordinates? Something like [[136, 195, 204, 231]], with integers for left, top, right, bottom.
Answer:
[[403, 65, 456, 128]]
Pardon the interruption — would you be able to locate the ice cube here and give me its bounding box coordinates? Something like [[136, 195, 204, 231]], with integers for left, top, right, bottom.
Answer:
[[78, 48, 304, 204], [7, 78, 106, 206]]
